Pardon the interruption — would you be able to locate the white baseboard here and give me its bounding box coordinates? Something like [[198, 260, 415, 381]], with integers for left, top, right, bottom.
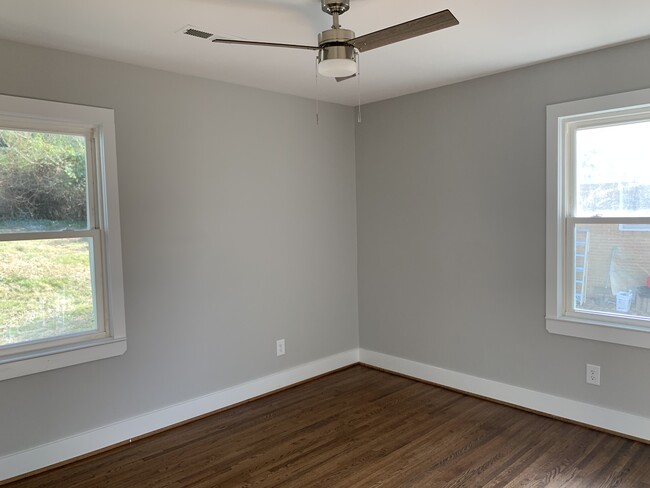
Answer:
[[360, 348, 650, 442], [0, 349, 360, 482], [4, 347, 648, 482]]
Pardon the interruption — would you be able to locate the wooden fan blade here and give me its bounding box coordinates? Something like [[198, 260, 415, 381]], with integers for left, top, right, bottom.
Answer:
[[211, 38, 319, 51], [349, 9, 458, 52], [335, 74, 357, 82]]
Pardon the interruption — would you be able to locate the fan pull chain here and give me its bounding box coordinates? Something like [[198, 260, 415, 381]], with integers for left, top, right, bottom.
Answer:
[[356, 50, 362, 123], [315, 55, 320, 126]]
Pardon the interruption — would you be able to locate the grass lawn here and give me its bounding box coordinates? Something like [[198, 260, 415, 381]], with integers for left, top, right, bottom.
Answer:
[[0, 237, 96, 346]]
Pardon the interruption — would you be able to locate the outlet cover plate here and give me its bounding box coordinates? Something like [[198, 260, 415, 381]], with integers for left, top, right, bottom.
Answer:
[[586, 364, 600, 385], [276, 339, 285, 357]]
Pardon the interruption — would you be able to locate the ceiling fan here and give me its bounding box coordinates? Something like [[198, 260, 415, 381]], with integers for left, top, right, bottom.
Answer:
[[197, 0, 459, 81]]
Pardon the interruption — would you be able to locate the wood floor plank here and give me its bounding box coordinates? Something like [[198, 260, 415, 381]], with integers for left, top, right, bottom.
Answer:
[[4, 365, 650, 488]]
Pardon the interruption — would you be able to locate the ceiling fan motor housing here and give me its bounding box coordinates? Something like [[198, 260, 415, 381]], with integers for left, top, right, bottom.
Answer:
[[318, 44, 355, 63], [318, 28, 355, 46]]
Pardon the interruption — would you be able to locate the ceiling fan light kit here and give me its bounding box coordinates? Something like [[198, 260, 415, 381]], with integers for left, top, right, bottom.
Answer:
[[203, 0, 458, 81], [317, 24, 357, 78], [318, 46, 357, 77]]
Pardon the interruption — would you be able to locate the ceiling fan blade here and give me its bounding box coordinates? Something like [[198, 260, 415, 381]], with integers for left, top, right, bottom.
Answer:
[[335, 74, 357, 82], [348, 9, 459, 52], [211, 38, 319, 51]]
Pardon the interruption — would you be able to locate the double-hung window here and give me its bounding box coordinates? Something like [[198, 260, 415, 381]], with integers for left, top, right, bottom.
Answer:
[[547, 88, 650, 348], [0, 95, 126, 379]]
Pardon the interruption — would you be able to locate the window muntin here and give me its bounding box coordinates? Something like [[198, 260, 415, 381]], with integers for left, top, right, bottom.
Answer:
[[547, 88, 650, 348]]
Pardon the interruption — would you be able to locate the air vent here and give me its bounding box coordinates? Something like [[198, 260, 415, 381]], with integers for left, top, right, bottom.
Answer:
[[184, 28, 214, 39], [177, 24, 246, 42]]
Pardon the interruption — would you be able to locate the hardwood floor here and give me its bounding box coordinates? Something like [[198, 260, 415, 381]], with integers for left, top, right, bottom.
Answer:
[[5, 365, 650, 487]]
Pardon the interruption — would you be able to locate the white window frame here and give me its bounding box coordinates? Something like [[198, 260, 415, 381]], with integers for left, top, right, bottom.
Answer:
[[546, 87, 650, 349], [0, 94, 126, 380]]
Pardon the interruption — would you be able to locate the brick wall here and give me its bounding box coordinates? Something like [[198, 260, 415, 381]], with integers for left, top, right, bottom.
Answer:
[[579, 224, 650, 298]]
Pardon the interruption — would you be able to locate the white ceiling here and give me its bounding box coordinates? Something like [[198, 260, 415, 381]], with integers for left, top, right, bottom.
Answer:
[[1, 0, 650, 106]]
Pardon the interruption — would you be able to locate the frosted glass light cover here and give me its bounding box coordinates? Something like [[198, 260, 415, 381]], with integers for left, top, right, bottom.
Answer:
[[318, 58, 356, 78]]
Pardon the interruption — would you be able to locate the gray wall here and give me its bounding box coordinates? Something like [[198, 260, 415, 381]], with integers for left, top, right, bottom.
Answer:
[[3, 32, 650, 461], [0, 40, 359, 456], [356, 39, 650, 418]]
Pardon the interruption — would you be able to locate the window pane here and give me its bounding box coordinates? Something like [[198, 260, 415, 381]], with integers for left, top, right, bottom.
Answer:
[[575, 121, 650, 217], [0, 129, 88, 233], [0, 238, 97, 347], [573, 224, 650, 321]]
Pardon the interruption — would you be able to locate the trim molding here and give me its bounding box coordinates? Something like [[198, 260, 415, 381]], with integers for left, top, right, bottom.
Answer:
[[0, 349, 360, 482], [4, 347, 650, 483], [360, 348, 650, 443]]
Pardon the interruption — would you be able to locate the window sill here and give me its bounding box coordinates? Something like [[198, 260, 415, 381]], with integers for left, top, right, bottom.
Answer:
[[0, 338, 126, 381], [546, 316, 650, 349]]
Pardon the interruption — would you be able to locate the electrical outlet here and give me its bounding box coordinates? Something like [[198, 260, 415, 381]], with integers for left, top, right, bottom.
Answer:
[[586, 364, 600, 385], [276, 339, 285, 357]]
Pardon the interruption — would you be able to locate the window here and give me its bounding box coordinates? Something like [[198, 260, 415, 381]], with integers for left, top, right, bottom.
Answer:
[[0, 95, 125, 379], [547, 88, 650, 348]]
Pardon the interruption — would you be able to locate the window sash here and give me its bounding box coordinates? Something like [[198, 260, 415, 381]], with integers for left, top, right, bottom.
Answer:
[[0, 123, 107, 357], [0, 229, 107, 359], [0, 122, 98, 233], [563, 217, 650, 328], [566, 116, 650, 220]]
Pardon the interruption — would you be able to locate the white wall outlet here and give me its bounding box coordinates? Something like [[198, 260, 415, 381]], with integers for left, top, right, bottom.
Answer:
[[276, 339, 285, 357], [586, 364, 600, 385]]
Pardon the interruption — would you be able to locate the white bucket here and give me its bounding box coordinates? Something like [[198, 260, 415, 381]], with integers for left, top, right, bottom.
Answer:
[[616, 291, 633, 313]]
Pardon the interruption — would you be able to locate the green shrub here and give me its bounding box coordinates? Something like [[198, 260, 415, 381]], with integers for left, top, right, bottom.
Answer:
[[0, 130, 87, 224]]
